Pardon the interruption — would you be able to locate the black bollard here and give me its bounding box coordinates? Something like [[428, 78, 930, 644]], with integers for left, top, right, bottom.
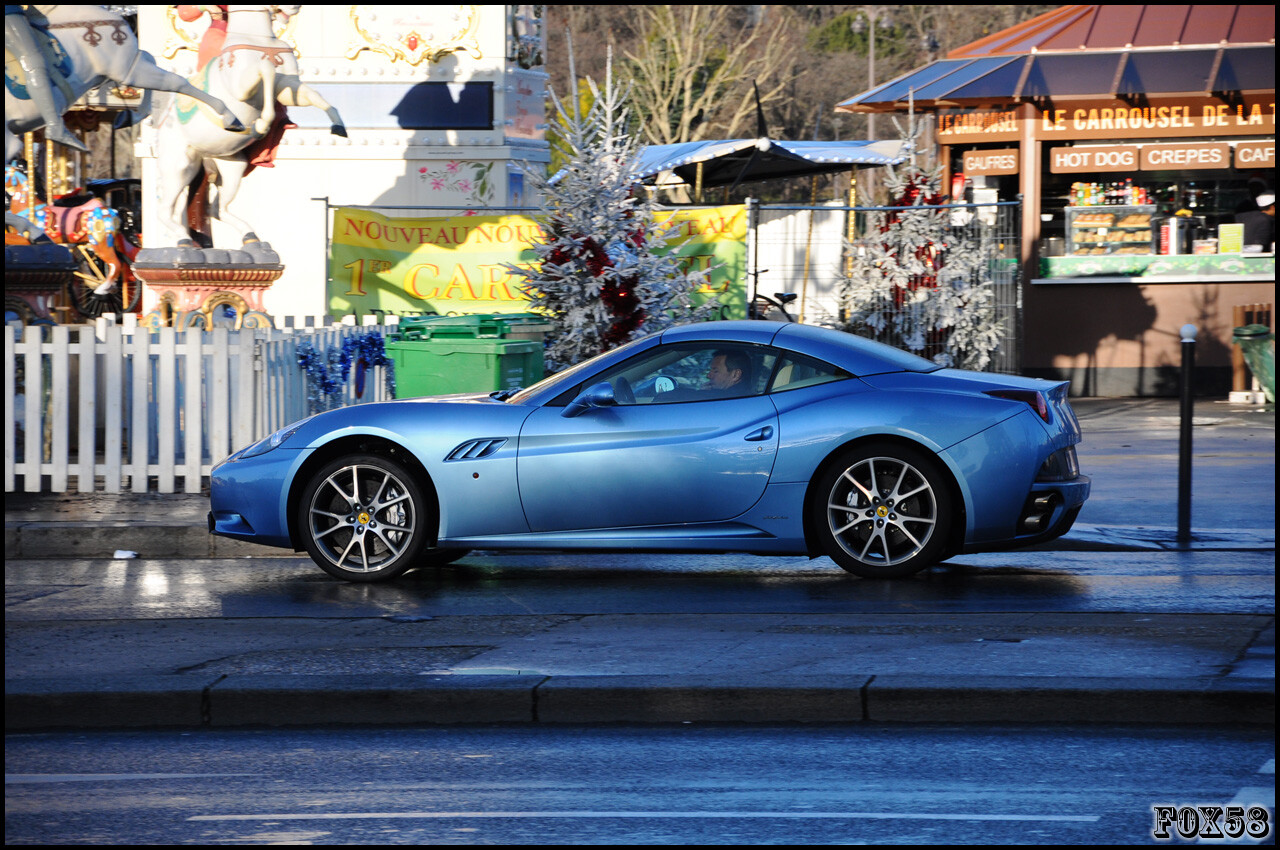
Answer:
[[1177, 324, 1196, 545]]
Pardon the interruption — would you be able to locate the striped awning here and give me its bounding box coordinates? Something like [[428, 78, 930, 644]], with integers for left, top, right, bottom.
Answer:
[[629, 138, 910, 188], [836, 5, 1275, 113]]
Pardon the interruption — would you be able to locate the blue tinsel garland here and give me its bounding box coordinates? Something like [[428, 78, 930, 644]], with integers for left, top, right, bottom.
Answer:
[[297, 331, 396, 413]]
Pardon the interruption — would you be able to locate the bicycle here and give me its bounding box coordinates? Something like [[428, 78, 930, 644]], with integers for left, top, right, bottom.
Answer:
[[743, 267, 797, 322], [748, 291, 798, 322]]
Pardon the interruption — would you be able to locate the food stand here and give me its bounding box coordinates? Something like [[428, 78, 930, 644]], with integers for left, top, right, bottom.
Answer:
[[837, 5, 1275, 396]]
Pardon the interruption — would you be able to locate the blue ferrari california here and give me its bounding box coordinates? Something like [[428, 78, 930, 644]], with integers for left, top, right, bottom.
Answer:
[[209, 321, 1089, 582]]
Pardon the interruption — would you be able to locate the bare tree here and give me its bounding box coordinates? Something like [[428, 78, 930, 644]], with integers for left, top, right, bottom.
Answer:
[[541, 5, 1056, 202], [543, 6, 640, 101], [622, 5, 797, 145]]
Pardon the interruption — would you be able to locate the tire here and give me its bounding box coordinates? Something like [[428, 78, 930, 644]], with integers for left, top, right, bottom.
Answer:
[[298, 453, 432, 582], [72, 244, 140, 319], [750, 295, 789, 322], [814, 443, 953, 578]]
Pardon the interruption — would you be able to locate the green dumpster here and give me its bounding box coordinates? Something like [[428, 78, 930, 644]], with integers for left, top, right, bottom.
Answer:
[[387, 314, 548, 398], [1232, 323, 1275, 403], [397, 313, 554, 342]]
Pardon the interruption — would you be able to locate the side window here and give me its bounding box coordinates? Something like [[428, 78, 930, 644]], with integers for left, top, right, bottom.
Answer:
[[768, 352, 851, 393], [574, 343, 777, 405]]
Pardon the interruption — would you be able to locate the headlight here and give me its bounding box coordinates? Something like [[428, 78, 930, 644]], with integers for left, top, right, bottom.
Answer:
[[238, 417, 313, 459], [1036, 445, 1080, 481]]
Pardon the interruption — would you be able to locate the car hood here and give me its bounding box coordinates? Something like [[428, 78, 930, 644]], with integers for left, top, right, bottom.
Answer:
[[403, 391, 504, 404]]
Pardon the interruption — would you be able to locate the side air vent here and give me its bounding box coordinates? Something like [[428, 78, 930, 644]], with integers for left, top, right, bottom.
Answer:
[[445, 438, 508, 461]]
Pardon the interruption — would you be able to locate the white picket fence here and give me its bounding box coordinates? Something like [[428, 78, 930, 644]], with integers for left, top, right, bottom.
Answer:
[[4, 317, 399, 494]]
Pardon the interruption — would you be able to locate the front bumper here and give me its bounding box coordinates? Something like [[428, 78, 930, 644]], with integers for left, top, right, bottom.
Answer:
[[207, 448, 304, 549]]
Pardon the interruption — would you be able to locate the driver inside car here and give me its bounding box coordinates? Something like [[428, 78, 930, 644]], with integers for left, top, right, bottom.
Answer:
[[703, 349, 752, 397]]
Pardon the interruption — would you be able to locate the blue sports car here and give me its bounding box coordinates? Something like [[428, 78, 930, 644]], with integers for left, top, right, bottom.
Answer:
[[209, 321, 1090, 582]]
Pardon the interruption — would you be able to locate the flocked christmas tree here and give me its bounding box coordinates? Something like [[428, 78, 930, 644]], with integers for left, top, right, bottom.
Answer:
[[839, 113, 1004, 370], [504, 53, 717, 371]]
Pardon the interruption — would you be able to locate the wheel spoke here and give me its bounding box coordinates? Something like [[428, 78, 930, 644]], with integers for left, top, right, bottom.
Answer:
[[891, 522, 923, 550], [858, 529, 882, 561], [841, 468, 875, 502], [888, 463, 908, 500], [832, 514, 863, 536], [311, 507, 345, 523], [336, 533, 360, 568], [312, 520, 347, 541], [377, 516, 413, 536], [374, 490, 409, 512], [368, 526, 407, 556], [370, 471, 393, 506], [895, 481, 929, 501], [357, 534, 372, 571]]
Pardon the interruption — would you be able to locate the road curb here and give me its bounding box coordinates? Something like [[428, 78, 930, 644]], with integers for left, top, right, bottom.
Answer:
[[6, 674, 1273, 730], [4, 522, 285, 559]]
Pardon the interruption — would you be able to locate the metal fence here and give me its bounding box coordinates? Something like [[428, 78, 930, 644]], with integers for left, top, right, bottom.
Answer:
[[317, 199, 1022, 375], [749, 200, 1022, 374]]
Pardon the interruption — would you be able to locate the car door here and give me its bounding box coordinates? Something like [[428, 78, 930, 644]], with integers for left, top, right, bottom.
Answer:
[[516, 343, 780, 532]]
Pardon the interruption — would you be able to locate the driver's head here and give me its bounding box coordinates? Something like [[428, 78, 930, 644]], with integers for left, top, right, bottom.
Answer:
[[707, 350, 749, 390]]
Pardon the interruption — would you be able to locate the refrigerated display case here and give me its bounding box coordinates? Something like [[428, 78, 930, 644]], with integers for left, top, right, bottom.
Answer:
[[1065, 205, 1157, 256]]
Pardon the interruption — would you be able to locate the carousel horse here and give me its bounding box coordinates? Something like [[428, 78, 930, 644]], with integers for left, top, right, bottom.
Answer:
[[6, 162, 138, 315], [4, 5, 244, 163], [153, 4, 346, 248]]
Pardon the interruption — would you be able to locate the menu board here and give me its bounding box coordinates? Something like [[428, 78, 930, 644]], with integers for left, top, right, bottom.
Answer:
[[1218, 223, 1244, 254]]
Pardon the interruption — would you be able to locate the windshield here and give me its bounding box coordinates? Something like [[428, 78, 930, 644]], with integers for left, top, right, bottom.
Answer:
[[504, 335, 653, 405]]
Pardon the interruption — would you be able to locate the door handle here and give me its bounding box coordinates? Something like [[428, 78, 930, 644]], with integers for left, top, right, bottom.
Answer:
[[744, 426, 774, 442]]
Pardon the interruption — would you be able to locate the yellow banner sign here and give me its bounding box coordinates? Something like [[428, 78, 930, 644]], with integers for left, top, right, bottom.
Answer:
[[328, 206, 747, 318]]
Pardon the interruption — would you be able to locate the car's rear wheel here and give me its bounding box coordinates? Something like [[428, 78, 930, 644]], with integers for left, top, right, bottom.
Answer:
[[815, 443, 953, 578], [299, 454, 433, 582]]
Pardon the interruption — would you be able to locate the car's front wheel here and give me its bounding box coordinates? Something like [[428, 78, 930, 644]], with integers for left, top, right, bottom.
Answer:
[[299, 454, 433, 582], [814, 443, 953, 578]]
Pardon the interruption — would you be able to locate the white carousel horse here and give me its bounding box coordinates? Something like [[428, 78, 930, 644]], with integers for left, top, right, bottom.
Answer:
[[153, 4, 346, 248], [4, 5, 244, 163]]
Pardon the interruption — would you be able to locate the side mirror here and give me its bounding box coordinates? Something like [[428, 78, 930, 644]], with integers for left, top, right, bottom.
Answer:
[[561, 382, 617, 418]]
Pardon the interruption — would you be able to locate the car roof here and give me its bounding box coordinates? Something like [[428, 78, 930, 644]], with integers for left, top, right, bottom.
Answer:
[[660, 320, 938, 376]]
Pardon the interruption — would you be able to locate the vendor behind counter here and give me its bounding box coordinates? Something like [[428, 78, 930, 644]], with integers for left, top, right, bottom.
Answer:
[[1236, 192, 1276, 253]]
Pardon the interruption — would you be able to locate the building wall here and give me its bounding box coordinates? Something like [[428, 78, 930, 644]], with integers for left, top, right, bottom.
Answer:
[[1023, 280, 1274, 396], [936, 96, 1274, 397], [135, 4, 549, 320]]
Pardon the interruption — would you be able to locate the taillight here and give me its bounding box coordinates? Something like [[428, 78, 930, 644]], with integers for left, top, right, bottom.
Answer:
[[985, 389, 1050, 422], [1037, 446, 1080, 481]]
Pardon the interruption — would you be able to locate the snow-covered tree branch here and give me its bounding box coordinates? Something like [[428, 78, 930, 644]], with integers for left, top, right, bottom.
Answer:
[[505, 53, 717, 371]]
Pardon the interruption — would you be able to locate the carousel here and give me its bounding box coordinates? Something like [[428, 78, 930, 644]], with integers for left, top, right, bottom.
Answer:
[[5, 4, 334, 329], [4, 5, 171, 324]]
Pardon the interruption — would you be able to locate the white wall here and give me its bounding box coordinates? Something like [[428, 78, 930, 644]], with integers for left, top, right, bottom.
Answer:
[[753, 204, 849, 325], [136, 4, 549, 319]]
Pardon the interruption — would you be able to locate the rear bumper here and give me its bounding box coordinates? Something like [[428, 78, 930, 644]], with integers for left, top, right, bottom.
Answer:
[[964, 475, 1090, 553]]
